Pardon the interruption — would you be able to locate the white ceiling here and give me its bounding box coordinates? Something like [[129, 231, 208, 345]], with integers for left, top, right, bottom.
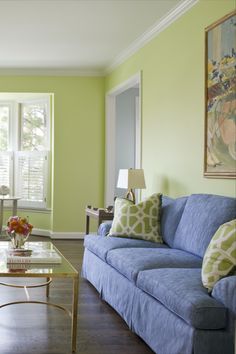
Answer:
[[0, 0, 195, 75]]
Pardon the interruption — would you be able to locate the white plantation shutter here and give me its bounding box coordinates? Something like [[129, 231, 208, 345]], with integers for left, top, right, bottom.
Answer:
[[0, 151, 13, 189], [0, 96, 50, 209], [15, 151, 48, 208]]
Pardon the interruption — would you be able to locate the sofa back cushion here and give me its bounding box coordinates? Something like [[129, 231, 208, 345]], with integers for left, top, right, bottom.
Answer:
[[161, 196, 188, 247], [173, 194, 236, 258]]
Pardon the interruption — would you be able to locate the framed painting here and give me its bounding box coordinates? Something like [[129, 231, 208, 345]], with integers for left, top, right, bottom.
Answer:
[[204, 10, 236, 178]]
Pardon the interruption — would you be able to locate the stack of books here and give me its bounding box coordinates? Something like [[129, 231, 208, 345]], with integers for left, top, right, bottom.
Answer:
[[6, 248, 62, 264]]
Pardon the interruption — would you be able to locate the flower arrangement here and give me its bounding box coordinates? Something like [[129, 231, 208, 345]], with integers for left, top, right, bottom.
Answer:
[[6, 216, 33, 249], [6, 216, 33, 237]]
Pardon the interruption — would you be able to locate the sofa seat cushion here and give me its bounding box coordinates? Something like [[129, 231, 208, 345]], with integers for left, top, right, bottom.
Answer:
[[106, 247, 202, 283], [137, 268, 226, 329], [84, 234, 167, 261], [173, 194, 236, 258]]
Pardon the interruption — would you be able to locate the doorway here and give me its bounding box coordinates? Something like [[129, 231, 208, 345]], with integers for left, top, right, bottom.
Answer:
[[105, 72, 142, 206]]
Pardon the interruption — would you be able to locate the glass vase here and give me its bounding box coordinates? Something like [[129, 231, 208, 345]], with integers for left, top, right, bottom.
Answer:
[[8, 232, 30, 249]]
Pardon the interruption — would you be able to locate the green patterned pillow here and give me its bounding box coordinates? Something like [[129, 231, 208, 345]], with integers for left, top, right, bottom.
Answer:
[[202, 219, 236, 292], [108, 193, 162, 243]]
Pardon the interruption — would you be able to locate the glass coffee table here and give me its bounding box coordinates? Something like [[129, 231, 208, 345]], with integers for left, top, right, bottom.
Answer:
[[0, 241, 79, 353]]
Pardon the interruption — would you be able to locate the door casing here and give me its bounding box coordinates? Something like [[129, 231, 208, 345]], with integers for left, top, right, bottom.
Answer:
[[105, 72, 142, 206]]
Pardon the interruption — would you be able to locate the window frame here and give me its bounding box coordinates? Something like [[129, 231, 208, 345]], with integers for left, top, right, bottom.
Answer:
[[0, 101, 14, 193], [0, 96, 51, 210], [19, 98, 51, 152]]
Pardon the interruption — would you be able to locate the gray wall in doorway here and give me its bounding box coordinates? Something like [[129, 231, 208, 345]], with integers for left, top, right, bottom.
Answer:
[[115, 87, 139, 198]]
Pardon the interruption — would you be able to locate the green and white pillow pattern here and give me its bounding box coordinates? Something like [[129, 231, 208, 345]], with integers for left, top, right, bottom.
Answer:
[[202, 219, 236, 292], [108, 193, 162, 243]]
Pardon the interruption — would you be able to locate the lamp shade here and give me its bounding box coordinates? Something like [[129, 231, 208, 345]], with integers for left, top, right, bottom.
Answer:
[[117, 169, 146, 189]]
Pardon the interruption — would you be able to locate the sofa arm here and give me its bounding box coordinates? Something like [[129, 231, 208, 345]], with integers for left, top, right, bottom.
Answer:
[[212, 276, 236, 318], [97, 221, 112, 236]]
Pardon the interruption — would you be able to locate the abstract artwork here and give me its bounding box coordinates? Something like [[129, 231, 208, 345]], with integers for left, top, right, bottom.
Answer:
[[204, 11, 236, 178]]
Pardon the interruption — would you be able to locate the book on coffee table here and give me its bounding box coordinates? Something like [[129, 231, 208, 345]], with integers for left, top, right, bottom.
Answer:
[[6, 249, 62, 264]]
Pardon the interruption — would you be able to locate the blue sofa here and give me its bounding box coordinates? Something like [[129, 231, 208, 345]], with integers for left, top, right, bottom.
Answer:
[[82, 194, 236, 354]]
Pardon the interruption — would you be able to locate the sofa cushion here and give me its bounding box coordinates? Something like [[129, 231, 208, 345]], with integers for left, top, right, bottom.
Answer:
[[202, 219, 236, 291], [106, 247, 202, 282], [84, 234, 167, 261], [161, 196, 188, 247], [173, 194, 236, 257], [137, 268, 226, 329], [109, 193, 162, 243]]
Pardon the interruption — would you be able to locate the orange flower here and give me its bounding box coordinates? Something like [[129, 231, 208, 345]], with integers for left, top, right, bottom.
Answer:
[[5, 216, 33, 236]]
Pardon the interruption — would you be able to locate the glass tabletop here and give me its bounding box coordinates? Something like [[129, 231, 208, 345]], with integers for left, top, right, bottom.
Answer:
[[0, 241, 78, 277]]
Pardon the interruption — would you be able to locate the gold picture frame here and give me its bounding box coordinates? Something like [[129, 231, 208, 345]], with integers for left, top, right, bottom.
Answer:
[[204, 10, 236, 178]]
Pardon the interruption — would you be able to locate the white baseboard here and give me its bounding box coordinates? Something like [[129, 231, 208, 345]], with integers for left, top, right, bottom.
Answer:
[[32, 229, 85, 240], [32, 228, 52, 237], [51, 232, 85, 240]]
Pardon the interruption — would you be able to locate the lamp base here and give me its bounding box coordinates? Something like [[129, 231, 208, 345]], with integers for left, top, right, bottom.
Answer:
[[126, 189, 135, 204]]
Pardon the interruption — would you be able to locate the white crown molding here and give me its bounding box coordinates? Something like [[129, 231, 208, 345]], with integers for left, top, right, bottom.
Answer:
[[105, 0, 198, 74], [0, 0, 198, 77], [0, 68, 104, 77]]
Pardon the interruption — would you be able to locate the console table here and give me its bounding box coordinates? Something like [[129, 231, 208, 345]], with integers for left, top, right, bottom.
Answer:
[[0, 197, 21, 235], [85, 206, 114, 234]]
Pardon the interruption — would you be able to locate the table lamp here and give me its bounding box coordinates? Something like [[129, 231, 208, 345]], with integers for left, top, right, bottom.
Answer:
[[117, 168, 146, 203]]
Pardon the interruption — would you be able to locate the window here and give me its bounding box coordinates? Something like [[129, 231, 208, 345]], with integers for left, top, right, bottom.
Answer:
[[0, 97, 50, 209], [0, 103, 13, 189]]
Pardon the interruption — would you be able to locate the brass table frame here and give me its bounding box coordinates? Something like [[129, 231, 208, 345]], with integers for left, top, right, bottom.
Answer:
[[0, 241, 79, 353]]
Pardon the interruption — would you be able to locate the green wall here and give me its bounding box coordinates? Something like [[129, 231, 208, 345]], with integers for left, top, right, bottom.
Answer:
[[0, 0, 235, 235], [0, 76, 105, 233], [105, 0, 236, 198]]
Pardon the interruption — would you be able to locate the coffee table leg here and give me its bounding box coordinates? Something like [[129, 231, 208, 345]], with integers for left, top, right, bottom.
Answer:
[[72, 276, 79, 353]]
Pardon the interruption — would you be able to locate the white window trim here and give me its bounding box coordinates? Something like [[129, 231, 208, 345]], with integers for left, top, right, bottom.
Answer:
[[0, 101, 14, 151], [0, 96, 51, 210], [0, 101, 14, 193], [0, 150, 13, 193], [19, 97, 50, 151]]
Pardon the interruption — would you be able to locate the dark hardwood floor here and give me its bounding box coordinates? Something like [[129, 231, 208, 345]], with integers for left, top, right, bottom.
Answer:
[[0, 236, 154, 354]]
